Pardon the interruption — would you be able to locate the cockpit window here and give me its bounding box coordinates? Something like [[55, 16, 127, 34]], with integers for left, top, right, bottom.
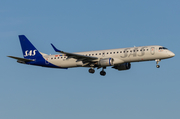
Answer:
[[159, 47, 168, 50]]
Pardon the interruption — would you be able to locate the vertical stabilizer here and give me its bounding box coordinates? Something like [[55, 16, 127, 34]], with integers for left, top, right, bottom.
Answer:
[[19, 35, 42, 59]]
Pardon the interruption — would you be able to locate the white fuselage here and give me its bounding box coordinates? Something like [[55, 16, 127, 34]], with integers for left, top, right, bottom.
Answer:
[[42, 45, 175, 68]]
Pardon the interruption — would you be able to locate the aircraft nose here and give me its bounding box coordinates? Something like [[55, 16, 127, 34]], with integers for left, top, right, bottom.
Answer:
[[171, 52, 175, 57], [169, 51, 175, 57]]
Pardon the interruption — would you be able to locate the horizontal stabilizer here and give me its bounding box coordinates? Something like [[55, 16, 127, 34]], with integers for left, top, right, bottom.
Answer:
[[7, 56, 34, 62]]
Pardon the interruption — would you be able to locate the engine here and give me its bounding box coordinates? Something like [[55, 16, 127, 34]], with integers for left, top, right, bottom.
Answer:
[[98, 58, 113, 67], [98, 58, 125, 67], [112, 62, 131, 71]]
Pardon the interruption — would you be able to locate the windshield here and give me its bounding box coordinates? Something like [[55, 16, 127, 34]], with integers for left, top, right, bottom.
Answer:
[[159, 47, 168, 50]]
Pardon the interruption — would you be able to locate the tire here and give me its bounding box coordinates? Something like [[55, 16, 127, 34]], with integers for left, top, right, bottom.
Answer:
[[89, 69, 95, 73], [100, 71, 106, 76], [156, 65, 160, 68]]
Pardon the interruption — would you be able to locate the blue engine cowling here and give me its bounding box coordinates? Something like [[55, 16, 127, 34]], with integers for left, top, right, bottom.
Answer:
[[112, 62, 131, 71]]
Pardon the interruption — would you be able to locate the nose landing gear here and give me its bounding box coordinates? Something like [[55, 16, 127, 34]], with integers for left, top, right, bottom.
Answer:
[[156, 65, 160, 68], [155, 59, 161, 68]]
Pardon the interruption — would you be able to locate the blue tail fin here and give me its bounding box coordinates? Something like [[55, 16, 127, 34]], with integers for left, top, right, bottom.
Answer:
[[19, 35, 42, 59]]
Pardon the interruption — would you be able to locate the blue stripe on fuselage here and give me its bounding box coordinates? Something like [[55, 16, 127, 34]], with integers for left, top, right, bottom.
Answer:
[[25, 58, 68, 69]]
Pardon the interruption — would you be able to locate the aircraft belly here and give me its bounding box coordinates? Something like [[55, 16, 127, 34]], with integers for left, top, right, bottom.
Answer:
[[53, 59, 77, 68]]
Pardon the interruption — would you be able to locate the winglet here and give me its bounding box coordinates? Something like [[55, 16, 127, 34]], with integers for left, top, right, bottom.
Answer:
[[51, 43, 61, 52]]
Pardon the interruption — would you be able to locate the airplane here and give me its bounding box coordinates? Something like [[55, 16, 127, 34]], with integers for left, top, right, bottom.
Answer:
[[8, 35, 175, 76]]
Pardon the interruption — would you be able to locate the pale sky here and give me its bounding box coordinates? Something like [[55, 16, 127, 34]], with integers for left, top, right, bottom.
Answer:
[[1, 1, 180, 119]]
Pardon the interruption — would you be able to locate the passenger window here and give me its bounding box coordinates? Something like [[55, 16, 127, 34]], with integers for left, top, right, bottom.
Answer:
[[120, 51, 122, 53], [110, 52, 112, 54], [99, 53, 101, 55], [107, 52, 108, 54], [114, 52, 115, 54]]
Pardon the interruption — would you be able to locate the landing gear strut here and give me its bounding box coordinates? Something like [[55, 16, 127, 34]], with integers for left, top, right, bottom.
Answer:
[[88, 67, 107, 76], [89, 68, 95, 74], [155, 59, 161, 68], [100, 67, 106, 76]]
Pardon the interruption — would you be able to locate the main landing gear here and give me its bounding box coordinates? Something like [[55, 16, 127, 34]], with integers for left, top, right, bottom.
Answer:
[[88, 67, 106, 76], [89, 68, 95, 74], [155, 59, 161, 68], [100, 68, 106, 76]]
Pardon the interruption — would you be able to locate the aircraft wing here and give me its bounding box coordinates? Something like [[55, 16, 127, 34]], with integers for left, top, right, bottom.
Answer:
[[51, 44, 98, 61], [8, 56, 34, 62]]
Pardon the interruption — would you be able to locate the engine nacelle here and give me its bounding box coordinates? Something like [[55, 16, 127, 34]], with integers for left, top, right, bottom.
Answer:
[[98, 58, 113, 67], [112, 62, 131, 71]]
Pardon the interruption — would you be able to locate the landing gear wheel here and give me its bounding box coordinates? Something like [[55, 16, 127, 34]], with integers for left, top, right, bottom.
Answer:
[[156, 65, 160, 68], [100, 71, 106, 76], [89, 68, 95, 74], [155, 59, 161, 68]]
